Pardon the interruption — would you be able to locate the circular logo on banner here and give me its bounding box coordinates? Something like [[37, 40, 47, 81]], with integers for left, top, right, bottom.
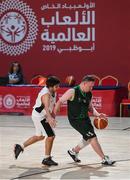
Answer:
[[3, 94, 16, 109], [0, 0, 38, 56]]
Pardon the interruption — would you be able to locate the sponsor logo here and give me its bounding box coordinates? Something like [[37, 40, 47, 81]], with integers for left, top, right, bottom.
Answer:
[[3, 94, 16, 109]]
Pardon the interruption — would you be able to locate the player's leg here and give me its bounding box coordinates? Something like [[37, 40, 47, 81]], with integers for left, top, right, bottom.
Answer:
[[67, 119, 91, 162], [68, 138, 90, 163], [23, 135, 44, 148], [82, 120, 115, 165], [14, 136, 44, 159], [89, 136, 104, 158], [14, 116, 45, 159], [72, 139, 90, 153], [40, 119, 58, 166], [82, 119, 115, 165], [68, 118, 115, 165], [45, 136, 55, 157], [89, 136, 116, 165]]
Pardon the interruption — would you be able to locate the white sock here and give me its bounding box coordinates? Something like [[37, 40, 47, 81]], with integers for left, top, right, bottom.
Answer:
[[45, 155, 50, 158], [21, 144, 24, 149], [72, 139, 90, 154], [71, 149, 77, 154], [77, 139, 90, 149]]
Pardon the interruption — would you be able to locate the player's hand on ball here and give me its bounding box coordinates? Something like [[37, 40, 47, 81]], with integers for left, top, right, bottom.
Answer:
[[99, 113, 107, 119]]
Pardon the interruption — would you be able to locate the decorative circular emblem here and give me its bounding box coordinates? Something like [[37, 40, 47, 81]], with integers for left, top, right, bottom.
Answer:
[[0, 0, 38, 56], [1, 12, 27, 44], [3, 94, 16, 109]]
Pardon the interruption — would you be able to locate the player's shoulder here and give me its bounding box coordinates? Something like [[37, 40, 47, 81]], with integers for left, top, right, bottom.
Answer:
[[40, 86, 50, 95], [66, 88, 75, 94], [73, 85, 78, 90]]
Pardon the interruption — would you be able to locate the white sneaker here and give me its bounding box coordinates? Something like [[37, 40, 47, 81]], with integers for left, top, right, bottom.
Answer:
[[102, 155, 116, 165], [68, 149, 81, 163]]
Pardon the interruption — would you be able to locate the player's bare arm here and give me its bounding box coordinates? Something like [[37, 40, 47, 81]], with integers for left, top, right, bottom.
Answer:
[[41, 93, 56, 127], [54, 89, 74, 115], [89, 101, 107, 118]]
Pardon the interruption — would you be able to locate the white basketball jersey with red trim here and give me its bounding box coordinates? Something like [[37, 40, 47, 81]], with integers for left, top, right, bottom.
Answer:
[[32, 86, 56, 119]]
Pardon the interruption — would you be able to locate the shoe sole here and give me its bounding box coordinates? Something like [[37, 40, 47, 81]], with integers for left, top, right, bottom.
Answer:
[[42, 163, 58, 167], [42, 163, 51, 167], [102, 161, 116, 166]]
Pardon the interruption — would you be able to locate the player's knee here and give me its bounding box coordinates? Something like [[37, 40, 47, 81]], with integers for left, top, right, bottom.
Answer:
[[91, 136, 97, 141], [89, 136, 97, 143], [47, 136, 55, 141]]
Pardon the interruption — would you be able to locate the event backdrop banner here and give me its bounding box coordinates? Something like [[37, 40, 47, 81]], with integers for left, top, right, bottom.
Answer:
[[0, 0, 130, 85], [0, 86, 126, 116]]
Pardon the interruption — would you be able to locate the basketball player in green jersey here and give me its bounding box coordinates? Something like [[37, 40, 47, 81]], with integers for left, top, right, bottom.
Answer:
[[54, 75, 115, 165]]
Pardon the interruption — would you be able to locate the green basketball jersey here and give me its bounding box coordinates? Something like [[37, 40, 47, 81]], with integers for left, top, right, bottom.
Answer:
[[67, 86, 92, 120]]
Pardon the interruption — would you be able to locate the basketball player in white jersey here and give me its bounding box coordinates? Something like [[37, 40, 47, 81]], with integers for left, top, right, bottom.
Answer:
[[14, 76, 60, 166]]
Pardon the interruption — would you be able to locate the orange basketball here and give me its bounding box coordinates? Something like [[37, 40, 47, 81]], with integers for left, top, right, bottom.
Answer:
[[65, 75, 76, 86], [94, 117, 108, 129]]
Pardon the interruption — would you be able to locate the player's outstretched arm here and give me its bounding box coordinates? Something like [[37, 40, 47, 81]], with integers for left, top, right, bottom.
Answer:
[[89, 101, 107, 118], [54, 89, 74, 115]]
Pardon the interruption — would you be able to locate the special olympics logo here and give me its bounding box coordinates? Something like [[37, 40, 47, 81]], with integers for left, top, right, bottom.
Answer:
[[1, 12, 27, 44], [3, 94, 16, 109], [0, 0, 38, 56]]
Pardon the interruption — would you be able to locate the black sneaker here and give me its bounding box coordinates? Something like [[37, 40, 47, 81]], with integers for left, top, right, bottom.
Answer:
[[101, 155, 116, 165], [42, 157, 58, 166], [14, 144, 24, 159], [68, 150, 81, 163]]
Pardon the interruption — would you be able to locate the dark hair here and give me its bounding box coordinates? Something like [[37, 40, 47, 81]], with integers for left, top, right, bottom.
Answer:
[[46, 76, 60, 87], [82, 75, 95, 82], [9, 61, 22, 74]]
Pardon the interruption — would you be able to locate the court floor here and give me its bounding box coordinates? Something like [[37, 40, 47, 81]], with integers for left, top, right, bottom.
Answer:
[[0, 115, 130, 179]]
